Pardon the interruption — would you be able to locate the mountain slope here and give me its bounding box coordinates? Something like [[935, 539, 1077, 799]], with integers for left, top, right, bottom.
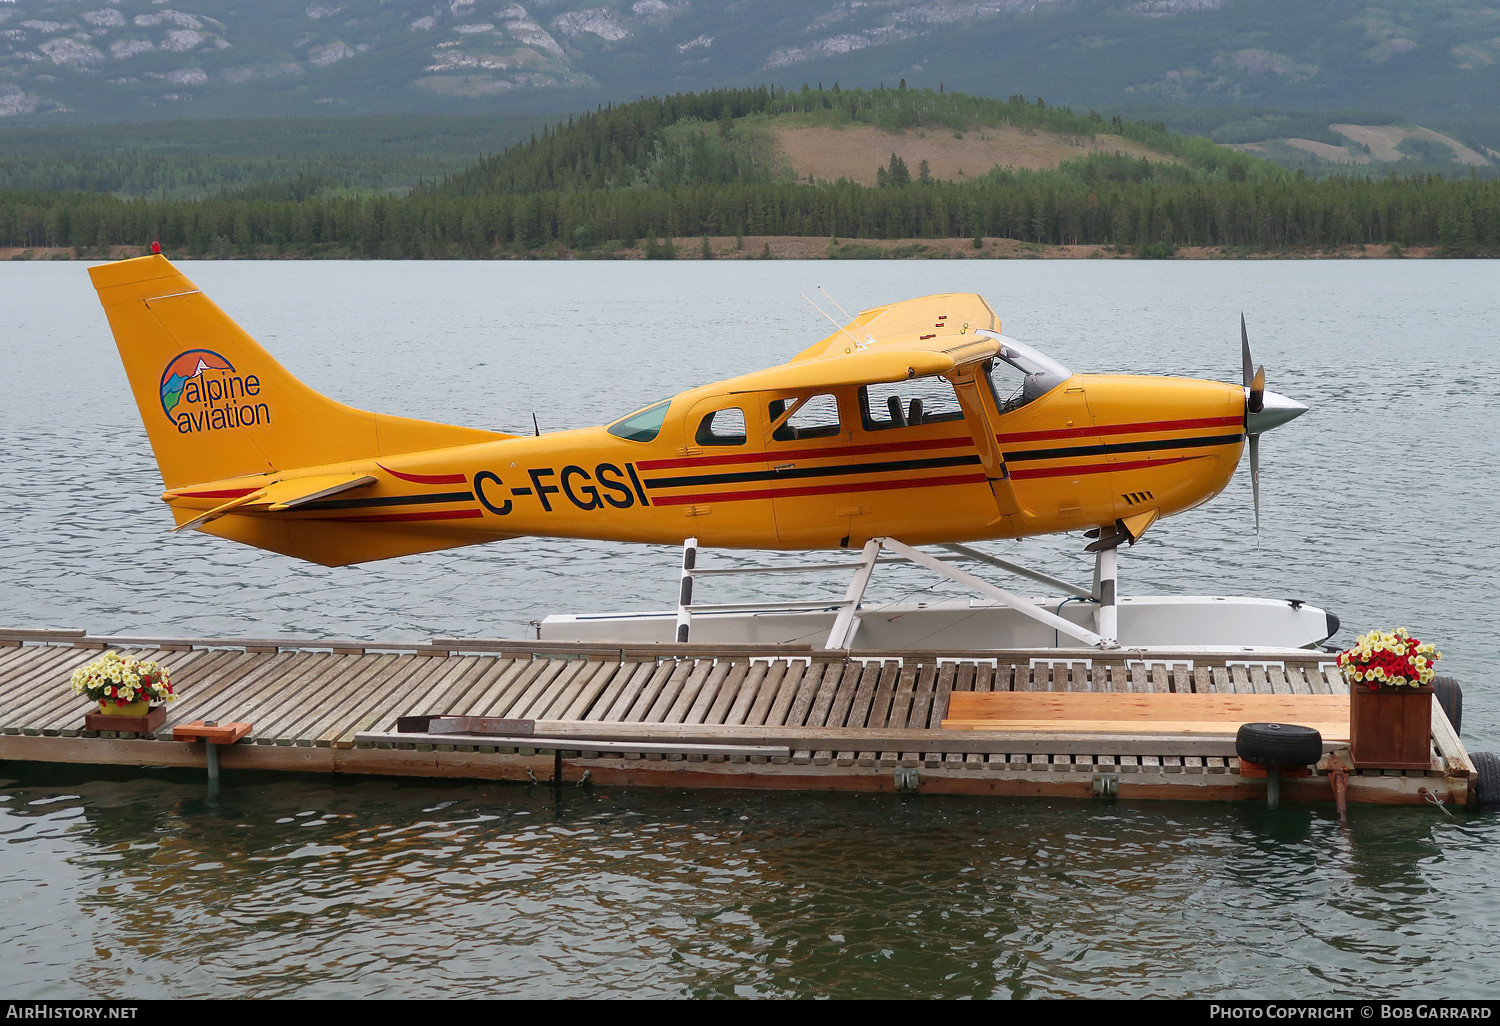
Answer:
[[2, 0, 1498, 141]]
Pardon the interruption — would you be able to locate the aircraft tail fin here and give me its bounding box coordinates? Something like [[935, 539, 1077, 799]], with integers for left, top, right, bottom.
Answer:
[[89, 254, 505, 491]]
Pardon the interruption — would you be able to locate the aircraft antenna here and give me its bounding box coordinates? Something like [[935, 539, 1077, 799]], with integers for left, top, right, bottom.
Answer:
[[801, 293, 866, 349], [818, 285, 854, 322], [532, 413, 540, 437]]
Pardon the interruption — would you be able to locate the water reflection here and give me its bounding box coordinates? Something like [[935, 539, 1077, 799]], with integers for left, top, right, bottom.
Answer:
[[0, 773, 1489, 999]]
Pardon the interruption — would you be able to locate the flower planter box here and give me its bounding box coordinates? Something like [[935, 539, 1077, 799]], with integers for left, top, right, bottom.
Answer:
[[83, 704, 167, 733], [1348, 684, 1432, 770]]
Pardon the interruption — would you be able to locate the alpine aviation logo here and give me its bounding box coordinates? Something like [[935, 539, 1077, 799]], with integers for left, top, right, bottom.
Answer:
[[159, 349, 271, 434]]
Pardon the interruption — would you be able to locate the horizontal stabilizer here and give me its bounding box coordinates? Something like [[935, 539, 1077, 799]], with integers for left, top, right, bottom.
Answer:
[[265, 474, 377, 511], [167, 473, 377, 532]]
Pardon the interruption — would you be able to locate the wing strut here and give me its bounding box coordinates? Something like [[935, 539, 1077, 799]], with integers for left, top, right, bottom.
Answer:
[[945, 366, 1032, 523]]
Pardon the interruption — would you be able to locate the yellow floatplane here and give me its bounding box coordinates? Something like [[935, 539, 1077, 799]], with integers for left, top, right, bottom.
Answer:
[[89, 253, 1327, 651]]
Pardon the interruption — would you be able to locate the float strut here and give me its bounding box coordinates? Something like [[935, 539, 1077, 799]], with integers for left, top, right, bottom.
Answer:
[[1092, 539, 1119, 647], [676, 537, 698, 643]]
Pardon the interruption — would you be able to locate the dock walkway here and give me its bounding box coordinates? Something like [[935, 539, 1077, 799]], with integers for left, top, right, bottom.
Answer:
[[0, 629, 1475, 806]]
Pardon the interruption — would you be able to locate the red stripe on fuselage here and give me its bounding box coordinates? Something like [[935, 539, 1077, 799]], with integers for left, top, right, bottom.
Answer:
[[378, 463, 469, 485], [999, 415, 1242, 444], [173, 487, 260, 499], [322, 509, 483, 523], [649, 472, 990, 506]]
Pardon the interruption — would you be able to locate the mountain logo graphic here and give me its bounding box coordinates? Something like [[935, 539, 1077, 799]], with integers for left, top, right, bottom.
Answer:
[[160, 350, 235, 421]]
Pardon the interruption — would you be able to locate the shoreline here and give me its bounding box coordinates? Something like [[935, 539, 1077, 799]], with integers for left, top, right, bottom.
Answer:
[[2, 237, 1447, 261]]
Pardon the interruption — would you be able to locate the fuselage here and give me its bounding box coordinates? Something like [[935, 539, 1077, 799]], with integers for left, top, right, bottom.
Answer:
[[168, 367, 1248, 558]]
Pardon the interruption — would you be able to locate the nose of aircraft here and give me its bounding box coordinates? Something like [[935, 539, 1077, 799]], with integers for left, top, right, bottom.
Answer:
[[1246, 389, 1307, 435]]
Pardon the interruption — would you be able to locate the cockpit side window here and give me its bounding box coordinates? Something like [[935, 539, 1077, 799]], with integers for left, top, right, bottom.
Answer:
[[860, 377, 964, 430], [769, 394, 840, 441], [987, 358, 1030, 415], [695, 407, 747, 447]]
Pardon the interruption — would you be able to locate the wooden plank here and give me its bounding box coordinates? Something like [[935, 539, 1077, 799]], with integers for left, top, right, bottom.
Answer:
[[907, 662, 942, 732], [359, 729, 789, 758], [747, 660, 803, 726], [928, 661, 957, 729], [657, 659, 715, 724], [703, 661, 751, 725], [832, 661, 881, 729], [272, 652, 404, 744], [683, 661, 733, 725], [1228, 664, 1251, 695], [886, 662, 921, 730], [3, 647, 120, 729], [252, 654, 368, 742], [604, 659, 672, 721], [864, 661, 900, 729], [585, 661, 655, 721], [762, 661, 807, 728], [802, 662, 843, 728], [526, 657, 607, 720], [146, 650, 276, 725], [424, 656, 521, 720], [548, 661, 627, 722], [630, 658, 693, 722], [781, 663, 824, 728], [320, 654, 446, 745], [722, 661, 772, 726]]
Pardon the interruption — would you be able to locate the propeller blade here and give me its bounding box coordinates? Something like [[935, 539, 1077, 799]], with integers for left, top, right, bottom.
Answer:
[[1250, 433, 1261, 538], [1250, 365, 1265, 414], [1241, 313, 1253, 388]]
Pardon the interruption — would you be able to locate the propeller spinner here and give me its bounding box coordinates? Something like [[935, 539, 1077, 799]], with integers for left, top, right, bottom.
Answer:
[[1240, 314, 1307, 535]]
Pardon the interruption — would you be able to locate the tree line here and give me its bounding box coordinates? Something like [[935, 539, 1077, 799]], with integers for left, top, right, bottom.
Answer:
[[2, 87, 1496, 256]]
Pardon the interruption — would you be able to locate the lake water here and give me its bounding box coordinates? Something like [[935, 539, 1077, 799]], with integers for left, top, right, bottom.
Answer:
[[1, 258, 1497, 999]]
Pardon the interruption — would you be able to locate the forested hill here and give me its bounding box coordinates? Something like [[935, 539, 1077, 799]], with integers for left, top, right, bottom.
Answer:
[[432, 86, 1271, 198], [2, 87, 1497, 258]]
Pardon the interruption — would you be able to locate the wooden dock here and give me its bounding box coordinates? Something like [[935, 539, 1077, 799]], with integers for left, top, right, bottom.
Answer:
[[0, 628, 1476, 807]]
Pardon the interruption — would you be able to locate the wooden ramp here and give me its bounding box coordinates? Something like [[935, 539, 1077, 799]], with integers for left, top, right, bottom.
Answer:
[[943, 692, 1351, 742], [0, 628, 1475, 808]]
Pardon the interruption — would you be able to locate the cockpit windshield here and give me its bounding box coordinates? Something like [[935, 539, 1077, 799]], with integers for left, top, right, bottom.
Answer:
[[976, 330, 1071, 413]]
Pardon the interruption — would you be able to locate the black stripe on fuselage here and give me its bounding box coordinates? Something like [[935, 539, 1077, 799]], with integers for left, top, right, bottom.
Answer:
[[294, 490, 476, 512], [643, 433, 1244, 490], [1005, 433, 1245, 463]]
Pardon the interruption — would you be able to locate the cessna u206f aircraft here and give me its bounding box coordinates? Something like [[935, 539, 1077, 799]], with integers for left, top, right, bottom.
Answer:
[[89, 253, 1329, 651]]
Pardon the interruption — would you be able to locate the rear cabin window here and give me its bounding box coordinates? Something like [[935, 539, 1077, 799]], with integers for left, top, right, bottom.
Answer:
[[861, 377, 964, 430], [769, 394, 841, 442], [695, 407, 747, 446]]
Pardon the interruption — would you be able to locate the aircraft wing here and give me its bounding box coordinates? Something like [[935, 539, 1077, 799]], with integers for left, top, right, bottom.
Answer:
[[719, 337, 1002, 395], [789, 293, 1001, 364], [736, 293, 1031, 523]]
